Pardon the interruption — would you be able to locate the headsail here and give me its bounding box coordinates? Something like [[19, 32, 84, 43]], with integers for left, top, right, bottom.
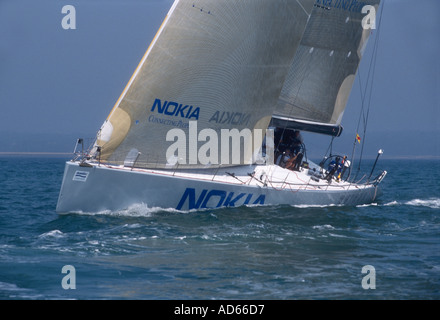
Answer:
[[93, 0, 315, 168], [272, 0, 381, 136]]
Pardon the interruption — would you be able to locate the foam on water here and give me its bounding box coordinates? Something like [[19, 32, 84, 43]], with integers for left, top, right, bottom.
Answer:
[[384, 200, 399, 206], [405, 198, 440, 209], [382, 198, 440, 209], [312, 224, 335, 230], [69, 203, 185, 217], [38, 230, 64, 238], [292, 203, 341, 208], [356, 203, 378, 208]]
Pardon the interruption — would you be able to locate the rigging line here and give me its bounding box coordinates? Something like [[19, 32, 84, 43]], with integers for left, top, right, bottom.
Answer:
[[358, 15, 384, 178], [322, 136, 335, 160], [350, 2, 384, 181], [358, 9, 383, 123], [358, 3, 385, 168], [354, 7, 376, 124], [349, 9, 378, 176], [350, 62, 371, 180], [349, 62, 370, 178], [361, 34, 381, 133], [365, 3, 384, 130]]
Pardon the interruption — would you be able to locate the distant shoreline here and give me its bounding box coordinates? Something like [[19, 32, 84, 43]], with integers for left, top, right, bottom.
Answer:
[[381, 155, 440, 160], [0, 152, 439, 161], [0, 152, 72, 157]]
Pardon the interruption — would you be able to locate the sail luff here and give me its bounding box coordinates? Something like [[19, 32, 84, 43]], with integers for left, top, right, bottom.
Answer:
[[104, 1, 180, 122]]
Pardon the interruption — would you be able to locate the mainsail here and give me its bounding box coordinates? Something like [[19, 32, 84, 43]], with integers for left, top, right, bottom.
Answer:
[[93, 0, 315, 168], [272, 0, 381, 136]]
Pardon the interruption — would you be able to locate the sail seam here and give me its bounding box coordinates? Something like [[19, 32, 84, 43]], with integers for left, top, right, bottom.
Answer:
[[296, 0, 313, 16]]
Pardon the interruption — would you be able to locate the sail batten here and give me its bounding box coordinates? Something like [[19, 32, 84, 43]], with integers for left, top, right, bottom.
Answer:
[[94, 0, 316, 169], [273, 1, 381, 136]]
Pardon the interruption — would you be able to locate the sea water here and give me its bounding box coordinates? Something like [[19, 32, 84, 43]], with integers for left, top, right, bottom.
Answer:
[[0, 156, 439, 300]]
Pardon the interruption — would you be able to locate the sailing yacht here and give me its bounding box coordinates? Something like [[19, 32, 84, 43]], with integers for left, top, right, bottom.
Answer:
[[56, 0, 386, 214]]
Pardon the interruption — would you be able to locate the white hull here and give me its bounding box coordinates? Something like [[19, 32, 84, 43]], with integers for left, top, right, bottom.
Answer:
[[56, 160, 385, 214]]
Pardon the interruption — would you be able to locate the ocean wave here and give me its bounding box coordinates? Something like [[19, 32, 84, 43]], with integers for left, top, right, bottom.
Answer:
[[381, 199, 440, 209], [38, 230, 64, 238], [291, 203, 341, 208], [329, 233, 348, 238], [312, 224, 335, 230], [0, 281, 26, 292], [405, 198, 440, 209], [70, 203, 184, 217], [356, 203, 378, 208], [0, 281, 49, 299], [383, 201, 399, 206]]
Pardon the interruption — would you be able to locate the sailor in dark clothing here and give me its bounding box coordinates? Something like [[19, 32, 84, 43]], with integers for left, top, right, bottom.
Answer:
[[289, 131, 304, 171], [324, 156, 341, 182]]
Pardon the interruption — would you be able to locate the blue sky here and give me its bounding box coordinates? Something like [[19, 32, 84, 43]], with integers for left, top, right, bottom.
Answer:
[[0, 0, 439, 158]]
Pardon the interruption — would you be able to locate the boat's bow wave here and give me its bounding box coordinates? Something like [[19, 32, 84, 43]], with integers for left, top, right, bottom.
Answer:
[[66, 203, 182, 217]]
